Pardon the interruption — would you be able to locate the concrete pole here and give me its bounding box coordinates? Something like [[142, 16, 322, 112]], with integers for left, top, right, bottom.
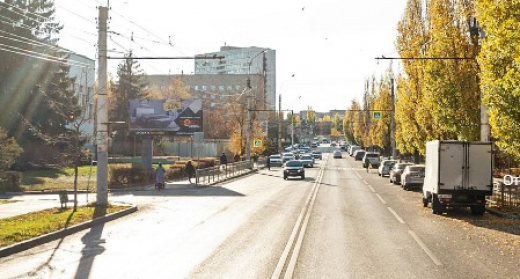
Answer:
[[278, 94, 282, 154], [246, 94, 251, 161], [291, 111, 294, 148], [390, 78, 396, 160], [96, 6, 109, 206]]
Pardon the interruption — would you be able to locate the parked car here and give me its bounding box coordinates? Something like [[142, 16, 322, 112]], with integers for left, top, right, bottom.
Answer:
[[349, 146, 360, 156], [389, 163, 413, 185], [311, 150, 322, 160], [378, 160, 397, 177], [354, 150, 366, 161], [300, 154, 314, 168], [282, 153, 295, 163], [269, 154, 282, 167], [401, 165, 426, 190], [283, 160, 305, 180], [362, 152, 380, 168], [333, 150, 342, 158]]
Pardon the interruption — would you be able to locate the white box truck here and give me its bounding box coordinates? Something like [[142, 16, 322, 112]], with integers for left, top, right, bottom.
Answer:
[[422, 140, 493, 215]]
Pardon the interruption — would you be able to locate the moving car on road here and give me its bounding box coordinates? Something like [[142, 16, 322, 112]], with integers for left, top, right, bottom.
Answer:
[[269, 154, 282, 167], [311, 150, 322, 160], [333, 150, 342, 159], [300, 154, 314, 168], [283, 160, 305, 180], [282, 153, 295, 163]]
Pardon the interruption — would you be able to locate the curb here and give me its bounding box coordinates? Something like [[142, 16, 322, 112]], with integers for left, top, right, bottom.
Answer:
[[0, 205, 138, 258], [486, 207, 520, 219]]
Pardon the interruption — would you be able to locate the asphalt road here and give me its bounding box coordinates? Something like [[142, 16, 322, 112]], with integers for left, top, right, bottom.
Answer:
[[1, 146, 519, 279]]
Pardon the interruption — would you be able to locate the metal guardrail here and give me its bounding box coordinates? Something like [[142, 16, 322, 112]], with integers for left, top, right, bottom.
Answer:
[[195, 160, 252, 185]]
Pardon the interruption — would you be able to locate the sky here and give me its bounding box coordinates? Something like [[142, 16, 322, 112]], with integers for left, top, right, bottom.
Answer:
[[53, 0, 408, 113]]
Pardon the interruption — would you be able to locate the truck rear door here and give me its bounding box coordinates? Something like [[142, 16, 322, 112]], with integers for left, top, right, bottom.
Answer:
[[467, 143, 492, 191], [439, 142, 464, 190]]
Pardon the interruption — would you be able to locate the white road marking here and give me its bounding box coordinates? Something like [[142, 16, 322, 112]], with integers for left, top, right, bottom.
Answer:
[[387, 207, 405, 224], [271, 160, 326, 279], [408, 230, 443, 266], [376, 193, 387, 204]]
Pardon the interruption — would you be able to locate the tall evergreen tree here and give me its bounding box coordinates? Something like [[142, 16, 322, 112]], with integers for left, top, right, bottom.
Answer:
[[110, 52, 148, 139], [0, 0, 64, 140]]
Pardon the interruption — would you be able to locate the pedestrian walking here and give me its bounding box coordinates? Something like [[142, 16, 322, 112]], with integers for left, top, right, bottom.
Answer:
[[155, 163, 165, 190], [185, 160, 195, 184], [267, 156, 271, 170], [220, 152, 228, 170]]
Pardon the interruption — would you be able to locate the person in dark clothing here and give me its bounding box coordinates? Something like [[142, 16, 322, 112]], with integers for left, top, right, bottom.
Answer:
[[266, 157, 270, 170], [220, 152, 228, 170], [155, 163, 165, 190], [185, 160, 195, 183], [234, 154, 241, 163]]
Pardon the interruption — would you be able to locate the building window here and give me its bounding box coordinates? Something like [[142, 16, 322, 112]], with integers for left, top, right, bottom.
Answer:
[[211, 85, 216, 91], [227, 85, 232, 91], [202, 85, 207, 90], [219, 85, 224, 91], [194, 85, 199, 91]]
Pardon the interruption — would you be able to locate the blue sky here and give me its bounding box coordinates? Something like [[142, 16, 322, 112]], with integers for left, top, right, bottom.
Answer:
[[54, 0, 408, 113]]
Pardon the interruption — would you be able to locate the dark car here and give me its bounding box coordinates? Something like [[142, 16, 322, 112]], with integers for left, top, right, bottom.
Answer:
[[389, 163, 413, 185], [311, 150, 322, 160], [354, 150, 366, 161], [283, 160, 305, 180]]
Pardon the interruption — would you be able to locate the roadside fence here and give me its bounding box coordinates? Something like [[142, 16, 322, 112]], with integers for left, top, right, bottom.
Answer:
[[488, 180, 520, 207], [195, 157, 268, 186]]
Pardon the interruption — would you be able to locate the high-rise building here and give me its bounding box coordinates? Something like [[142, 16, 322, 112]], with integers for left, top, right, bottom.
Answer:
[[194, 46, 276, 110]]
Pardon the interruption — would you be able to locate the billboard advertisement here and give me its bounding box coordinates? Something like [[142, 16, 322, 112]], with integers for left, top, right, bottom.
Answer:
[[129, 99, 203, 136]]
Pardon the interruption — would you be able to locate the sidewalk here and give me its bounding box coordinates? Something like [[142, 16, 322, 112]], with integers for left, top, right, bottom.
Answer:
[[0, 178, 195, 220]]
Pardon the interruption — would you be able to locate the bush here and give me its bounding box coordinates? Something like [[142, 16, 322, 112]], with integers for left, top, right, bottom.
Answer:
[[0, 171, 22, 192], [108, 164, 153, 188]]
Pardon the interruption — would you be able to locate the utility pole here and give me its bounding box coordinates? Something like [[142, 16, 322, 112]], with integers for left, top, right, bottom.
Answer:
[[278, 94, 282, 154], [96, 6, 109, 206], [390, 78, 396, 160]]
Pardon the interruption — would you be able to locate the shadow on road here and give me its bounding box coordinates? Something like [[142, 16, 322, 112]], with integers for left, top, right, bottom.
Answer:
[[75, 207, 106, 279]]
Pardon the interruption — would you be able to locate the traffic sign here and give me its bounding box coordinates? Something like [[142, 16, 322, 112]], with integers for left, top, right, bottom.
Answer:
[[253, 139, 263, 147], [372, 111, 382, 120]]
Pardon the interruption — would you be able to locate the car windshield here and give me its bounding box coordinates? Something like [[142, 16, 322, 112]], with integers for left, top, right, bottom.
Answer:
[[396, 164, 412, 169], [270, 155, 281, 159], [286, 161, 303, 167], [365, 153, 379, 158], [409, 166, 425, 171]]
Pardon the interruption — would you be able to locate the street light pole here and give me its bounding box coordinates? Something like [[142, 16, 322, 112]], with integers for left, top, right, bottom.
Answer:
[[246, 50, 268, 161], [278, 74, 295, 154]]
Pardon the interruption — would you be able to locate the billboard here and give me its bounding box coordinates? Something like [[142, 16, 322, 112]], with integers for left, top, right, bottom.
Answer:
[[129, 99, 203, 136]]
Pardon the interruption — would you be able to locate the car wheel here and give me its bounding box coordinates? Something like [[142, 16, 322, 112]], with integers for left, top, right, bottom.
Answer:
[[283, 176, 287, 180], [301, 175, 305, 180], [378, 172, 381, 176], [402, 183, 409, 191], [422, 196, 429, 207]]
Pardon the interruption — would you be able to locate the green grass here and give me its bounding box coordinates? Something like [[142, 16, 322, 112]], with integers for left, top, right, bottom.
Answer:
[[19, 164, 172, 191], [0, 204, 130, 247], [0, 200, 17, 205]]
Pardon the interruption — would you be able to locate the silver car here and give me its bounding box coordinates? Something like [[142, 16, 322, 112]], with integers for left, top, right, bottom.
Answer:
[[378, 160, 397, 177], [401, 165, 426, 190]]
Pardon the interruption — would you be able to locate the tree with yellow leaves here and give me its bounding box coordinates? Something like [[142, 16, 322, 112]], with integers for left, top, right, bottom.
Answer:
[[476, 0, 520, 159], [422, 0, 479, 141]]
